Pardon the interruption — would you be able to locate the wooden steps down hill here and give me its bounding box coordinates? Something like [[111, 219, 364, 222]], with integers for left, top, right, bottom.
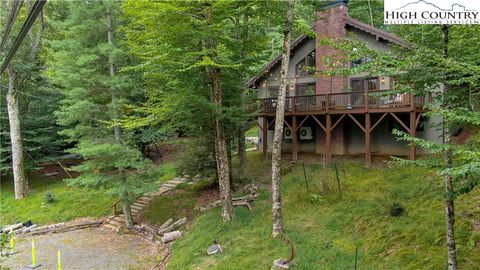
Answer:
[[104, 177, 187, 231]]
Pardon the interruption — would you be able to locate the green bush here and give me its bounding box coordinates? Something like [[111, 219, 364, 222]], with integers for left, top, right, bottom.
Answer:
[[43, 192, 56, 204], [309, 193, 326, 204], [176, 138, 216, 179]]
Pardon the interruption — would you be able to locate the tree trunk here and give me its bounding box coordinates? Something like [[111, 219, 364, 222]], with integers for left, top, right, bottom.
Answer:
[[237, 125, 247, 180], [122, 191, 134, 229], [205, 3, 233, 222], [237, 13, 249, 181], [444, 147, 457, 270], [442, 24, 457, 270], [210, 68, 234, 222], [271, 0, 295, 238], [227, 136, 234, 187], [107, 11, 121, 141], [6, 68, 27, 199]]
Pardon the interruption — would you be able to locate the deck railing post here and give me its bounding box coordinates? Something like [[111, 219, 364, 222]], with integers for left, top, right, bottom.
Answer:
[[326, 94, 330, 113], [364, 90, 369, 112], [292, 96, 296, 112], [410, 93, 415, 110], [263, 116, 268, 160], [292, 116, 298, 162]]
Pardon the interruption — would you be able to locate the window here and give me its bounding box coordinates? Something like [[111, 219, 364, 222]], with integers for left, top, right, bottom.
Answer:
[[267, 86, 279, 98], [351, 55, 373, 68], [296, 84, 316, 96], [350, 77, 379, 92], [295, 51, 316, 77]]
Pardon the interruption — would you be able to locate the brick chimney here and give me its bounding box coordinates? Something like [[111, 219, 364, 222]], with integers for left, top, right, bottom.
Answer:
[[315, 1, 348, 156], [315, 1, 348, 94]]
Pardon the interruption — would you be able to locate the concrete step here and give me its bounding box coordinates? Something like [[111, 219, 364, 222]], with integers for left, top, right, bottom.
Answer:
[[108, 219, 123, 228], [104, 223, 120, 232], [138, 196, 153, 202], [134, 200, 149, 206], [168, 180, 186, 184], [132, 203, 146, 209], [114, 216, 126, 223], [162, 183, 177, 188], [131, 205, 143, 211]]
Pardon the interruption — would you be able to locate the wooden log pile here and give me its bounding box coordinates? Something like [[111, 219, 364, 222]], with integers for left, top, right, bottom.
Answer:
[[133, 217, 187, 245], [133, 223, 162, 244], [196, 184, 260, 212], [1, 220, 103, 236], [29, 221, 103, 236]]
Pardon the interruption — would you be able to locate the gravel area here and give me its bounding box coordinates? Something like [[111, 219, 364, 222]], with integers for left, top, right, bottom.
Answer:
[[2, 227, 157, 269]]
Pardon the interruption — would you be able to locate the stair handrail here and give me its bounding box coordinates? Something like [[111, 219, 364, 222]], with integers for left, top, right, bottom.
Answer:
[[111, 199, 122, 215]]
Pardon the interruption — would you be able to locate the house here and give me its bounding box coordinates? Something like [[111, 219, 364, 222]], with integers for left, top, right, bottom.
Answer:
[[248, 0, 441, 165]]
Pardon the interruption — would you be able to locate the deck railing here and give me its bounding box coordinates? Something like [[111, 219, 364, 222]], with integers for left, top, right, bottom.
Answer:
[[257, 90, 428, 113]]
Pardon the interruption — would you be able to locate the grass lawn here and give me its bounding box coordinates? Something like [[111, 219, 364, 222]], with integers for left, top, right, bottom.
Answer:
[[0, 161, 177, 227], [165, 153, 480, 269], [0, 171, 114, 227], [245, 125, 258, 137]]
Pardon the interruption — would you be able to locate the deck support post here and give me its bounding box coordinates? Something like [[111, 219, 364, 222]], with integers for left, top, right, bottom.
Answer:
[[365, 113, 371, 166], [409, 111, 417, 160], [292, 116, 298, 162], [326, 114, 332, 163], [262, 116, 268, 160]]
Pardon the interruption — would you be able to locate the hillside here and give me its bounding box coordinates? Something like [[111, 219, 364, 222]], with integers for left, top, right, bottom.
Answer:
[[151, 153, 480, 269]]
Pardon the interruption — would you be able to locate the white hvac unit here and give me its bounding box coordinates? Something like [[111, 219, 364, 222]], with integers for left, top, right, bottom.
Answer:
[[300, 127, 313, 140], [284, 127, 292, 140]]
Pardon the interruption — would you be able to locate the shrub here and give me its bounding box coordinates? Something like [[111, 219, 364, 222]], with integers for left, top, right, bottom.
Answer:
[[43, 192, 56, 204], [309, 193, 326, 204], [176, 138, 216, 179]]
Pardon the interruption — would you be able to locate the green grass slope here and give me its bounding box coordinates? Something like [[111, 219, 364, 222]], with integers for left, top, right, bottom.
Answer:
[[0, 172, 114, 226], [167, 154, 480, 269], [0, 161, 177, 227]]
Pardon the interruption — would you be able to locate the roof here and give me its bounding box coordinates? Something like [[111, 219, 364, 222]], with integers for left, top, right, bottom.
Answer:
[[344, 17, 408, 47], [245, 29, 313, 87], [247, 16, 408, 87]]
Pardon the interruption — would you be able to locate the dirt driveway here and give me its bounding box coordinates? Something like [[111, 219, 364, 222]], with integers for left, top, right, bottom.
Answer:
[[3, 227, 157, 270]]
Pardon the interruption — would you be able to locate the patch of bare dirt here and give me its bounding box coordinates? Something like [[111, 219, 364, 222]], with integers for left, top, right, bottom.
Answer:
[[196, 187, 219, 207], [453, 128, 476, 144]]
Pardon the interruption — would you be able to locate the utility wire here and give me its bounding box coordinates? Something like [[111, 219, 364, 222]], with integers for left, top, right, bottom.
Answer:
[[0, 0, 24, 57], [0, 0, 47, 74]]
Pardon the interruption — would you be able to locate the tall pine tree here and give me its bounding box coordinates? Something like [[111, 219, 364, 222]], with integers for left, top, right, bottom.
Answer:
[[49, 0, 153, 228]]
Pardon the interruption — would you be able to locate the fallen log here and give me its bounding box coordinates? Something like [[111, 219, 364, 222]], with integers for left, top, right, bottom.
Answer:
[[2, 223, 23, 233], [233, 200, 251, 210], [21, 224, 37, 233], [197, 192, 259, 212], [158, 218, 173, 231], [141, 223, 158, 236], [161, 230, 182, 243], [26, 221, 102, 236], [158, 217, 187, 235], [28, 222, 65, 234]]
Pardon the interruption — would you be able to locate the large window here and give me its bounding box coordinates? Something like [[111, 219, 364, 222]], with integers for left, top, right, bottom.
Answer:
[[296, 84, 316, 96], [295, 51, 316, 77], [350, 77, 379, 92]]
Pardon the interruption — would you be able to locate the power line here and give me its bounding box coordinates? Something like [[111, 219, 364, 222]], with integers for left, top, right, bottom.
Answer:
[[0, 0, 47, 74], [0, 0, 24, 57]]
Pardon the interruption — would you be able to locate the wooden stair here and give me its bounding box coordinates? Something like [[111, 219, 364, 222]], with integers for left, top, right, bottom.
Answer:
[[104, 177, 188, 231]]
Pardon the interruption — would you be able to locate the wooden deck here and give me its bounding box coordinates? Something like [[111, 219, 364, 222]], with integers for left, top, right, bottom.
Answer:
[[256, 90, 429, 166], [256, 90, 427, 116]]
